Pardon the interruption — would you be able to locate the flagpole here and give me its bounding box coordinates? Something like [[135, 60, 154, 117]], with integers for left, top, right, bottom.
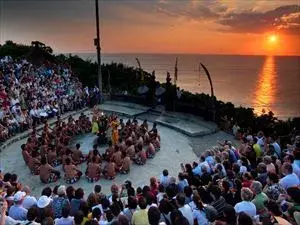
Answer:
[[95, 0, 102, 94]]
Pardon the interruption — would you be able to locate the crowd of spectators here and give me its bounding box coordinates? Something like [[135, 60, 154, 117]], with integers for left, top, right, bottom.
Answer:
[[1, 128, 299, 225], [0, 56, 100, 142]]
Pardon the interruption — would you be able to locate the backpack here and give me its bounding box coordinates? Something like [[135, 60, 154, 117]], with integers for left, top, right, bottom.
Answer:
[[204, 205, 218, 222]]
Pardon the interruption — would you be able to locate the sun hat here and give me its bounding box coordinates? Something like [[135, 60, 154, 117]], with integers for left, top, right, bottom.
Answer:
[[13, 191, 26, 202], [37, 195, 51, 208]]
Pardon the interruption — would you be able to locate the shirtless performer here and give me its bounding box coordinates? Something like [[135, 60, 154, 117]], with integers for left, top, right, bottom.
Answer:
[[112, 145, 122, 172], [72, 143, 87, 164], [64, 157, 82, 184], [28, 151, 41, 175], [135, 144, 147, 165], [104, 158, 116, 180], [21, 144, 30, 165], [85, 156, 101, 182], [39, 157, 60, 183], [146, 139, 156, 159], [120, 151, 131, 174], [47, 145, 61, 167]]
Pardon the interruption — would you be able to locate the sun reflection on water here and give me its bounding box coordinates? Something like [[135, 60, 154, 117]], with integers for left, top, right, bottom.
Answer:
[[253, 56, 277, 115]]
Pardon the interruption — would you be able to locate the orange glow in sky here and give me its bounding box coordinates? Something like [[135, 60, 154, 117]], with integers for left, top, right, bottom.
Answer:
[[0, 0, 299, 55]]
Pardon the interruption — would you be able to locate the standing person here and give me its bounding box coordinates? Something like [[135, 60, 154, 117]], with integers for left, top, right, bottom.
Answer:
[[176, 193, 193, 225], [250, 181, 269, 215], [160, 170, 170, 188], [20, 207, 40, 225], [123, 196, 138, 223], [132, 197, 149, 225], [192, 198, 209, 225], [234, 188, 256, 218], [8, 191, 28, 220], [70, 188, 85, 217], [22, 186, 37, 210], [279, 162, 300, 190], [54, 206, 74, 225], [52, 185, 70, 219]]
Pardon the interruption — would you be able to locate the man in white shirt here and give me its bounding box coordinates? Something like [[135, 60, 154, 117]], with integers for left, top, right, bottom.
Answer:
[[279, 162, 300, 190], [234, 188, 256, 218], [176, 193, 193, 225], [8, 191, 28, 221]]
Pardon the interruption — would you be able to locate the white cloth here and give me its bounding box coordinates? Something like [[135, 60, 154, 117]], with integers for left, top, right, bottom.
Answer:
[[234, 201, 257, 218]]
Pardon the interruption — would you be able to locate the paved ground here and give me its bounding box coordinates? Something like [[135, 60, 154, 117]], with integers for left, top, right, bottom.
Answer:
[[0, 101, 236, 196], [0, 119, 198, 196]]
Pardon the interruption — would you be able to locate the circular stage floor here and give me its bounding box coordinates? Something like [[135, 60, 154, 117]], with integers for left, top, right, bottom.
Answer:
[[0, 120, 197, 196]]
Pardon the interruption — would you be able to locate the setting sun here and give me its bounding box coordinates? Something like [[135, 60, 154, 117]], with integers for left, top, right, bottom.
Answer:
[[268, 35, 278, 43]]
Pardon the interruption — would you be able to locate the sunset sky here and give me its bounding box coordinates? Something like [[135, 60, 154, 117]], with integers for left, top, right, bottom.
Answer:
[[0, 0, 299, 55]]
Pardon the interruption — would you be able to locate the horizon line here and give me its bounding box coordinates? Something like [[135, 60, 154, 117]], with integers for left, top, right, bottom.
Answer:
[[61, 52, 300, 57]]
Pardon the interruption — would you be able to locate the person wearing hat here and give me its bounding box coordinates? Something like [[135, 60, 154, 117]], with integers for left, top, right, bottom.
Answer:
[[22, 186, 37, 210], [35, 195, 53, 223], [52, 185, 70, 219], [8, 191, 28, 220]]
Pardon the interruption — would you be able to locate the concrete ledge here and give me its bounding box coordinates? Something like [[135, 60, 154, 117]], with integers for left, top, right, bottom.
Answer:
[[155, 119, 216, 137]]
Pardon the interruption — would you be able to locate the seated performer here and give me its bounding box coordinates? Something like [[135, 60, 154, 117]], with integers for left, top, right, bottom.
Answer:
[[112, 145, 122, 171], [39, 157, 60, 183], [85, 156, 101, 182], [135, 144, 147, 165], [28, 151, 41, 175], [146, 139, 156, 159], [120, 151, 131, 174], [64, 157, 82, 184], [72, 143, 87, 164], [104, 159, 116, 180], [47, 145, 61, 167], [21, 144, 30, 165]]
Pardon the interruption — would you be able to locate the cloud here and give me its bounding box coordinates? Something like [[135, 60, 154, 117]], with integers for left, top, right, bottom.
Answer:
[[155, 0, 220, 21], [217, 5, 300, 34], [275, 12, 300, 34]]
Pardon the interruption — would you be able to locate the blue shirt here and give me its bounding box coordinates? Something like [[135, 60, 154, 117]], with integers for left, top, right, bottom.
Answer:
[[279, 173, 300, 190], [178, 179, 189, 192], [8, 205, 28, 221]]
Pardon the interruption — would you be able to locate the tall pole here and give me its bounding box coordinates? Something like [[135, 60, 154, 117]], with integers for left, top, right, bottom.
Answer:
[[95, 0, 102, 93], [200, 63, 216, 121]]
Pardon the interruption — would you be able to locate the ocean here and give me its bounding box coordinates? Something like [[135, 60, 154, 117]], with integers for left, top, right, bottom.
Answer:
[[77, 53, 300, 119]]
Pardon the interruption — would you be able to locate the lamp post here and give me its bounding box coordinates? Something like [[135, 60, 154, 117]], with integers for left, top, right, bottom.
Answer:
[[95, 0, 102, 94]]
